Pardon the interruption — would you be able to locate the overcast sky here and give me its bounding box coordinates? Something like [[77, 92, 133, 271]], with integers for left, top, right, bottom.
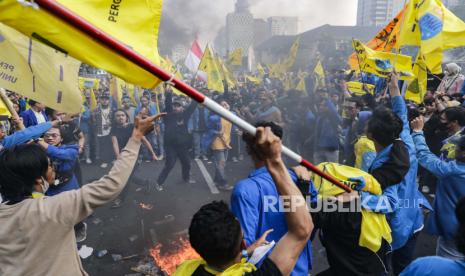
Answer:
[[162, 0, 358, 45]]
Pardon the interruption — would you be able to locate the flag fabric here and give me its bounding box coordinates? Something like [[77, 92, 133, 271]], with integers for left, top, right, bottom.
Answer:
[[160, 56, 184, 95], [348, 7, 406, 70], [185, 40, 204, 73], [405, 55, 428, 104], [0, 23, 82, 113], [79, 77, 100, 90], [257, 63, 266, 77], [352, 39, 414, 80], [109, 77, 122, 108], [199, 46, 224, 92], [228, 48, 243, 66], [0, 96, 12, 117], [314, 60, 326, 89], [89, 89, 98, 110], [294, 70, 308, 92], [0, 0, 163, 89], [346, 82, 376, 96], [245, 75, 261, 85], [398, 0, 465, 74], [216, 57, 236, 88], [281, 37, 300, 70]]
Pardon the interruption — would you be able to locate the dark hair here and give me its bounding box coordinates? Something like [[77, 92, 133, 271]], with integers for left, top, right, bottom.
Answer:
[[367, 107, 403, 147], [242, 121, 283, 160], [455, 197, 465, 255], [28, 99, 38, 107], [112, 109, 129, 126], [189, 201, 242, 267], [0, 144, 49, 202], [442, 106, 465, 126]]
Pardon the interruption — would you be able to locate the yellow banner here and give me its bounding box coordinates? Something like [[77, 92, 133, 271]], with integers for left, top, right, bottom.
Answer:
[[352, 39, 414, 80], [228, 49, 243, 66], [0, 23, 82, 113], [0, 0, 163, 89], [79, 77, 100, 90], [348, 7, 405, 70], [405, 55, 428, 104], [346, 81, 375, 96], [199, 47, 224, 92], [399, 0, 465, 74]]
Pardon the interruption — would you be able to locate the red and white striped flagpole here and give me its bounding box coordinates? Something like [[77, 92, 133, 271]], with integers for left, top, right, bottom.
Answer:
[[35, 0, 351, 193]]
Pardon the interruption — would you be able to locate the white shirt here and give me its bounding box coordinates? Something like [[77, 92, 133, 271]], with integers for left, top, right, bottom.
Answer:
[[33, 110, 46, 124]]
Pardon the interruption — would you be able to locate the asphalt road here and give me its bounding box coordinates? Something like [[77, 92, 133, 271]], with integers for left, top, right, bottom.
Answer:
[[79, 157, 436, 275]]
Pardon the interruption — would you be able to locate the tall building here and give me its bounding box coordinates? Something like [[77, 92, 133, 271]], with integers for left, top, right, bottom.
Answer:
[[357, 0, 395, 26], [268, 16, 298, 36], [226, 1, 254, 54]]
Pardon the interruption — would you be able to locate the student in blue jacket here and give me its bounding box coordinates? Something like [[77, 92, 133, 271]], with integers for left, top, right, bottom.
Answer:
[[359, 72, 431, 275], [410, 116, 465, 260], [231, 121, 317, 276], [400, 197, 465, 276]]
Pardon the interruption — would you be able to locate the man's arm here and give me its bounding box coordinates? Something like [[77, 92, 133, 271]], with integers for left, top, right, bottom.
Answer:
[[1, 121, 59, 149], [41, 115, 159, 226], [255, 127, 313, 276], [411, 116, 455, 178], [111, 136, 120, 159]]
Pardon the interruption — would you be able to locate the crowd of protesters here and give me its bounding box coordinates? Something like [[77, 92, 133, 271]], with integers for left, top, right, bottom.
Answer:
[[0, 60, 465, 276]]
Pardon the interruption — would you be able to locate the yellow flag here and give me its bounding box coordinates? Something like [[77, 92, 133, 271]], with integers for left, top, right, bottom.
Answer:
[[295, 70, 308, 92], [0, 23, 82, 113], [88, 89, 97, 110], [0, 96, 12, 117], [348, 7, 405, 70], [199, 47, 224, 92], [159, 56, 184, 95], [346, 82, 376, 96], [405, 55, 428, 104], [281, 37, 300, 70], [314, 60, 326, 89], [0, 0, 163, 89], [245, 75, 261, 85], [352, 39, 414, 80], [79, 77, 100, 90], [398, 0, 465, 74], [257, 63, 266, 77], [228, 49, 243, 66], [217, 57, 237, 88]]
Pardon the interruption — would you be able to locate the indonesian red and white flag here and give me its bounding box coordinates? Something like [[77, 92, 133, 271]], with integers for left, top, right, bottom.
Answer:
[[185, 40, 206, 80]]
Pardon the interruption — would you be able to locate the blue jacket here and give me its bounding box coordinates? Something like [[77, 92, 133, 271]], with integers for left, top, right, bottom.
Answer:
[[413, 131, 465, 240], [0, 122, 52, 150], [400, 256, 465, 276], [231, 167, 316, 276], [80, 104, 92, 134], [363, 96, 430, 250], [20, 109, 49, 128], [190, 106, 210, 133], [315, 99, 342, 151], [45, 144, 80, 196]]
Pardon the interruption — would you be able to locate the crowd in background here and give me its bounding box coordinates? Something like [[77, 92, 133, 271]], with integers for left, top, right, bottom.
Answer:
[[1, 62, 465, 275]]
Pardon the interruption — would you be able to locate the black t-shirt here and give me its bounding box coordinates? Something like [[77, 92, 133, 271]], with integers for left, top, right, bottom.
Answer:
[[191, 258, 282, 276], [110, 124, 133, 151]]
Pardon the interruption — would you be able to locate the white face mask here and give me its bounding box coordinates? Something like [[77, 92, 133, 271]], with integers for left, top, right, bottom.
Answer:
[[41, 177, 50, 194]]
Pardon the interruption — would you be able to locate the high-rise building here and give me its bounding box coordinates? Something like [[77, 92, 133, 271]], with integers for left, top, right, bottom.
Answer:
[[357, 0, 395, 26], [226, 1, 254, 54], [268, 16, 298, 36]]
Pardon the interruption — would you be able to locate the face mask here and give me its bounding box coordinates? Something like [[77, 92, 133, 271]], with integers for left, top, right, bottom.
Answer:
[[41, 177, 50, 193]]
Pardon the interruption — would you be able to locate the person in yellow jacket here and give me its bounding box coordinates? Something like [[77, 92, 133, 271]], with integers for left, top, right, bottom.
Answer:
[[174, 127, 314, 276]]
